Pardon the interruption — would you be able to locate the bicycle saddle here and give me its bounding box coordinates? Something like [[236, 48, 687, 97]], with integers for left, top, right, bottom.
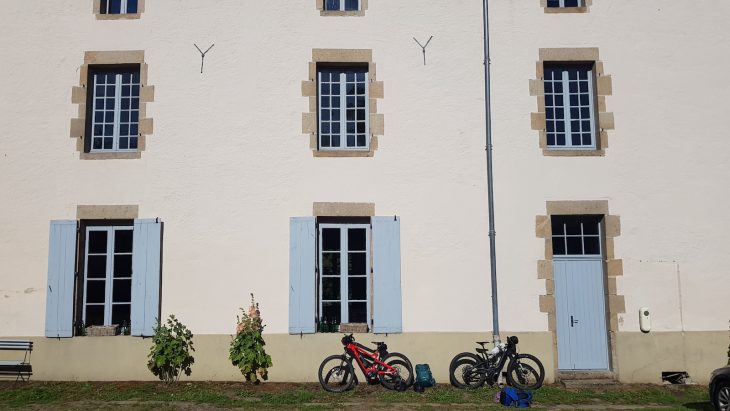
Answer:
[[371, 341, 385, 346], [476, 341, 490, 346]]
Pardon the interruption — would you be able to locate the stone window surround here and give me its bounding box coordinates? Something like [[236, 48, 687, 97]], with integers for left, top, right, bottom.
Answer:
[[93, 0, 145, 20], [313, 202, 375, 217], [540, 0, 592, 14], [530, 48, 613, 157], [316, 0, 368, 17], [302, 49, 384, 158], [535, 200, 624, 377], [70, 51, 154, 160], [77, 205, 139, 220]]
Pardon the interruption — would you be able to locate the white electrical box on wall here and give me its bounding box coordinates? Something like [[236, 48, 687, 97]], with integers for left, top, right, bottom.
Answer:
[[639, 307, 651, 333]]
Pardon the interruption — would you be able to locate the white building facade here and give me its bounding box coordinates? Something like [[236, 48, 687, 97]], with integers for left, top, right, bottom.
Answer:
[[0, 0, 728, 383]]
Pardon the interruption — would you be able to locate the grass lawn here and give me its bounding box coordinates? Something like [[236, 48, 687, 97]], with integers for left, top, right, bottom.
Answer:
[[0, 381, 712, 410]]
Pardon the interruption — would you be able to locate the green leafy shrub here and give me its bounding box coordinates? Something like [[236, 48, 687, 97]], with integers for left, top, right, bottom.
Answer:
[[229, 294, 273, 383], [147, 315, 195, 383]]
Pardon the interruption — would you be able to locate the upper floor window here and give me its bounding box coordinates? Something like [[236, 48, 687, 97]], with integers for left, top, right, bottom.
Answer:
[[543, 64, 596, 149], [100, 0, 138, 14], [324, 0, 360, 11], [547, 0, 583, 7], [87, 66, 140, 152], [318, 67, 369, 151]]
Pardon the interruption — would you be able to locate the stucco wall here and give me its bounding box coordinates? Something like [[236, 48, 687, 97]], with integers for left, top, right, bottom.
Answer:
[[0, 0, 728, 351]]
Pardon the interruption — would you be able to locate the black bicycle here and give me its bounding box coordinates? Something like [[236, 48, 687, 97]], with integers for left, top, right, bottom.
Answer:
[[449, 336, 545, 390]]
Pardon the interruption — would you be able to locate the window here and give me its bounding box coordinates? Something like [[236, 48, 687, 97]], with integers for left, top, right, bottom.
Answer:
[[100, 0, 138, 14], [289, 216, 401, 334], [44, 218, 162, 338], [324, 0, 360, 11], [319, 224, 370, 326], [83, 226, 133, 327], [87, 67, 140, 152], [318, 67, 369, 150], [547, 0, 583, 7], [544, 64, 596, 149], [551, 215, 602, 257]]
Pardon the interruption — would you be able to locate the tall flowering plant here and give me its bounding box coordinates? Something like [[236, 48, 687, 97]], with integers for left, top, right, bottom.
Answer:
[[229, 294, 273, 383]]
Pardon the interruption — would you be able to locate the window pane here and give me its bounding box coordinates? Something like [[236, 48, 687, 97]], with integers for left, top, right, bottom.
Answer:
[[322, 277, 340, 300], [552, 237, 566, 255], [109, 0, 122, 13], [113, 279, 132, 302], [325, 0, 340, 10], [85, 305, 104, 326], [348, 277, 367, 300], [348, 302, 367, 323], [111, 304, 130, 326], [348, 253, 366, 276], [114, 229, 133, 253], [87, 255, 107, 279], [322, 228, 340, 251], [344, 0, 359, 10], [583, 236, 601, 255], [88, 230, 108, 253], [566, 237, 583, 255], [348, 228, 366, 250], [114, 255, 132, 277], [583, 219, 600, 235], [551, 219, 564, 235], [322, 253, 341, 276], [126, 0, 138, 14], [322, 302, 341, 323], [86, 280, 106, 303], [565, 220, 581, 235]]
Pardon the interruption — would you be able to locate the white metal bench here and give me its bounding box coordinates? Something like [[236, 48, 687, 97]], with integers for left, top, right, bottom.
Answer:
[[0, 340, 33, 381]]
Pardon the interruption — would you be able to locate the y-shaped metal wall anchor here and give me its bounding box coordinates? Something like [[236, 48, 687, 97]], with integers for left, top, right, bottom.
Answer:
[[194, 43, 215, 74], [413, 36, 434, 66]]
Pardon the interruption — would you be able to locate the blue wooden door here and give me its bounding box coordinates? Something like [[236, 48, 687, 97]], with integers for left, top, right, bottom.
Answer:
[[554, 259, 609, 370]]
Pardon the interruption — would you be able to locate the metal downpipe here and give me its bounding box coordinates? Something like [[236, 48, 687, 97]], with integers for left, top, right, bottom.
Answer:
[[482, 0, 500, 344]]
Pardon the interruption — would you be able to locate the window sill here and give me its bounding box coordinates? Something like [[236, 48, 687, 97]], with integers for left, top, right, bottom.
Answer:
[[314, 150, 373, 158], [544, 7, 589, 14], [95, 13, 142, 20], [320, 10, 365, 17], [542, 148, 604, 157], [81, 151, 142, 160]]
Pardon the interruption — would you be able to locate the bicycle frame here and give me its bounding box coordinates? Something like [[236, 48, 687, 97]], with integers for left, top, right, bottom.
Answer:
[[469, 340, 518, 382], [344, 342, 398, 378]]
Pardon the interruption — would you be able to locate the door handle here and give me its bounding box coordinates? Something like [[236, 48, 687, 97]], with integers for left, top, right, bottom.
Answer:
[[570, 315, 579, 327]]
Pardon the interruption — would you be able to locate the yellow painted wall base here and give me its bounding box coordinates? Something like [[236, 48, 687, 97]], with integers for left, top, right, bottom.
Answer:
[[3, 331, 725, 384]]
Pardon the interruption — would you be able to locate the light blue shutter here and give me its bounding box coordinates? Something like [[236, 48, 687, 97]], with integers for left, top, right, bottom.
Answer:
[[45, 220, 77, 338], [131, 219, 162, 337], [372, 216, 403, 334], [289, 217, 316, 334]]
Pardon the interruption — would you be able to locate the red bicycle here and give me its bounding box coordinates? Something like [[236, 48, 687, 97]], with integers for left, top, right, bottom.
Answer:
[[318, 334, 414, 392]]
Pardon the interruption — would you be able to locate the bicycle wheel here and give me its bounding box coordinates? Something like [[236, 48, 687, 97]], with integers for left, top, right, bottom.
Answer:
[[449, 352, 486, 389], [378, 352, 414, 391], [318, 355, 356, 393], [506, 353, 545, 390]]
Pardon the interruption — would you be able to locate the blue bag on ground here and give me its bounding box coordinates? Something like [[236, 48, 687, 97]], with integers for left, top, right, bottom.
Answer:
[[414, 364, 435, 388], [499, 387, 533, 407]]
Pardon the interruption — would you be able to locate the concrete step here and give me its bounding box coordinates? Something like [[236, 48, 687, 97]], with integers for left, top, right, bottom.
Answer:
[[558, 371, 616, 380], [561, 378, 620, 388]]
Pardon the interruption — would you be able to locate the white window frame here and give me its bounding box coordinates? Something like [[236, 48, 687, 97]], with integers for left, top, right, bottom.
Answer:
[[102, 0, 136, 14], [324, 0, 361, 11], [544, 65, 597, 150], [90, 69, 140, 153], [547, 0, 584, 7], [552, 217, 602, 259], [317, 68, 370, 151], [82, 226, 133, 326], [318, 223, 371, 325]]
